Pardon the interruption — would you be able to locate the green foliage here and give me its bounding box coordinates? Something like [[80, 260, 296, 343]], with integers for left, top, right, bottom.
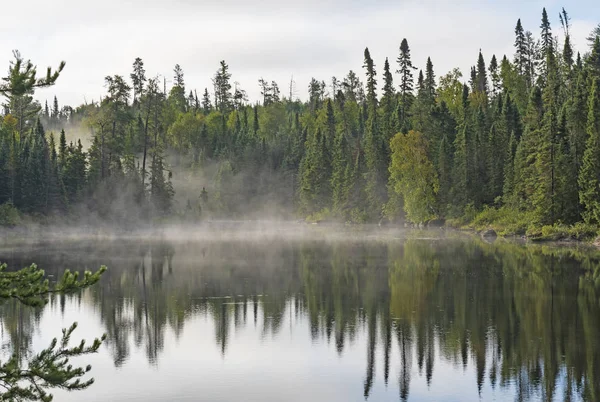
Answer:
[[389, 131, 438, 223], [0, 202, 20, 226], [0, 51, 65, 98], [579, 78, 600, 224], [3, 16, 600, 228], [0, 263, 106, 401]]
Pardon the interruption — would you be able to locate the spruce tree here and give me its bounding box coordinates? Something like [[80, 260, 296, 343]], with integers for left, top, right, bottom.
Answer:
[[202, 88, 212, 114], [381, 58, 396, 145], [424, 57, 436, 100], [476, 51, 489, 94], [513, 87, 543, 209], [514, 19, 528, 75], [52, 96, 59, 120], [503, 130, 518, 204], [538, 8, 553, 84], [533, 47, 561, 224], [489, 55, 501, 96], [588, 36, 600, 79], [362, 48, 386, 218], [59, 129, 67, 169], [578, 78, 600, 223], [396, 38, 416, 133]]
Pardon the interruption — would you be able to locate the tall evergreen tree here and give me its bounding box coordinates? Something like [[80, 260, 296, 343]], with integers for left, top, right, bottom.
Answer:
[[202, 88, 212, 114], [363, 48, 386, 217], [476, 51, 489, 94], [381, 57, 396, 144], [396, 38, 416, 133], [514, 19, 528, 75], [130, 57, 146, 104], [532, 46, 564, 224], [489, 55, 501, 96], [579, 78, 600, 223]]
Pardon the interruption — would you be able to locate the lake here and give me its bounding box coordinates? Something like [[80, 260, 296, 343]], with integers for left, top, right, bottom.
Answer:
[[1, 224, 599, 401]]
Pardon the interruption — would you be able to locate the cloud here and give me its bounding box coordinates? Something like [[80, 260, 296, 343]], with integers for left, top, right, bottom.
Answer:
[[1, 0, 598, 107]]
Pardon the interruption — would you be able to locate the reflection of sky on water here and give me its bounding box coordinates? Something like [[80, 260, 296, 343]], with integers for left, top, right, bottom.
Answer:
[[40, 299, 518, 402], [1, 230, 597, 401]]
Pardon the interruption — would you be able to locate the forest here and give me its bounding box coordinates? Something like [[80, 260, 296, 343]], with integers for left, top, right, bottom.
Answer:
[[1, 8, 600, 235]]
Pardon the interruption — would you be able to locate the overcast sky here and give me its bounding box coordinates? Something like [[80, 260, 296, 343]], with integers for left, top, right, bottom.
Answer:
[[2, 0, 599, 107]]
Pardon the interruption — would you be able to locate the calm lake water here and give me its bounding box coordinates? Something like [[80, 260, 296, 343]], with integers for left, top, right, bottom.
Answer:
[[1, 224, 600, 401]]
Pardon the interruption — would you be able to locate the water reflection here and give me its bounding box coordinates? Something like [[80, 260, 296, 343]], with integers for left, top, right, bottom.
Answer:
[[1, 231, 600, 401]]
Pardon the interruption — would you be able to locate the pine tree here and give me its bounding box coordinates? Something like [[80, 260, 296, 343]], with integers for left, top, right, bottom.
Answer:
[[578, 78, 600, 223], [0, 262, 106, 401], [130, 57, 146, 104]]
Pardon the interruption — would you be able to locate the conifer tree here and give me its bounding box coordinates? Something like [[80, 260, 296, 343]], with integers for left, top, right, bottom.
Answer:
[[538, 8, 553, 84], [62, 140, 87, 205], [424, 57, 436, 100], [396, 39, 416, 133], [568, 70, 589, 184], [59, 129, 67, 169], [532, 46, 562, 224], [588, 37, 600, 79], [503, 130, 518, 203], [381, 58, 396, 145], [202, 88, 212, 114], [52, 95, 59, 120], [476, 51, 489, 94], [579, 78, 600, 223], [514, 19, 527, 75], [213, 61, 232, 114], [513, 87, 544, 209], [130, 57, 146, 104], [489, 55, 501, 96], [363, 48, 386, 217]]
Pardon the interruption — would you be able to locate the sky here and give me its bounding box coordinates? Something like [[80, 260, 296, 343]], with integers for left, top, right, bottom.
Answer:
[[1, 0, 599, 107]]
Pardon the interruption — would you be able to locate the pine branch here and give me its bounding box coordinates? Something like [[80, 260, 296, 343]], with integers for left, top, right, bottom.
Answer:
[[0, 263, 107, 307]]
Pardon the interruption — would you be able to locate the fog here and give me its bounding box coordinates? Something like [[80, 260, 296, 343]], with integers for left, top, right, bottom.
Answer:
[[0, 220, 450, 250]]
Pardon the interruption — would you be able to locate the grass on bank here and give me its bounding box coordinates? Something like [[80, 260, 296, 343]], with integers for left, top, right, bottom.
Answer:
[[447, 205, 600, 241]]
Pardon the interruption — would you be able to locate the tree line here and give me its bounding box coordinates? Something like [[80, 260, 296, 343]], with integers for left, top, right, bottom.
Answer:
[[1, 8, 600, 228]]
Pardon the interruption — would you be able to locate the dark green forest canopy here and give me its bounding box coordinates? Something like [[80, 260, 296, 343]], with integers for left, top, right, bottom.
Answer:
[[1, 8, 600, 230]]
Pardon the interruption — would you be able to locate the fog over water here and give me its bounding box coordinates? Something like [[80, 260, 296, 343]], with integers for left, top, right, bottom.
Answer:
[[1, 225, 599, 401]]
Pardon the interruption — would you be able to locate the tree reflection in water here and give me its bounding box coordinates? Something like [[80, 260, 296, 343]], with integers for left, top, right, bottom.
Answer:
[[1, 232, 599, 401]]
